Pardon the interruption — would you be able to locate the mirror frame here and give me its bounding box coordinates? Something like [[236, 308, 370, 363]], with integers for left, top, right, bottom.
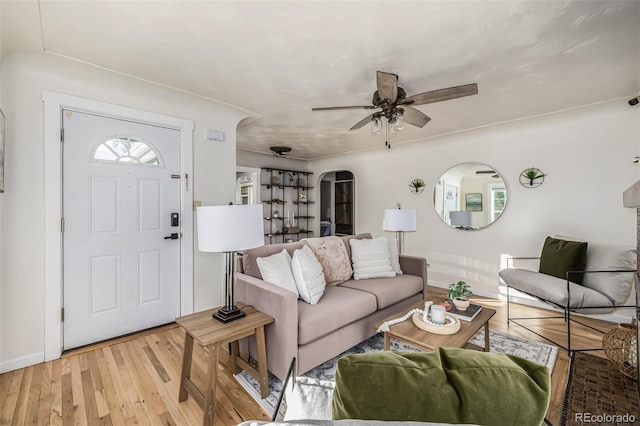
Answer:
[[433, 162, 508, 231]]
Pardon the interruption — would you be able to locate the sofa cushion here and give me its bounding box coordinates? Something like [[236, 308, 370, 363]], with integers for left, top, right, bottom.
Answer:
[[242, 241, 306, 279], [256, 249, 299, 295], [303, 236, 353, 286], [549, 235, 636, 305], [350, 237, 396, 280], [500, 268, 614, 313], [292, 245, 326, 305], [538, 236, 588, 284], [332, 349, 550, 426], [340, 233, 372, 260], [298, 286, 377, 345], [340, 275, 423, 309], [582, 242, 636, 305]]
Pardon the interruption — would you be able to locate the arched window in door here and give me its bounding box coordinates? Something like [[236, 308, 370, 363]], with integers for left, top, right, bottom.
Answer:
[[91, 136, 163, 167]]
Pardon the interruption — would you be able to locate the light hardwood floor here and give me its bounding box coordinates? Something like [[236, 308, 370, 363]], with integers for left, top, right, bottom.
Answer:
[[0, 287, 621, 425]]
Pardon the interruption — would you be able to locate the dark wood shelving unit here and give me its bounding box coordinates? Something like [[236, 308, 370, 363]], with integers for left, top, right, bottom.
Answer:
[[261, 183, 315, 190], [261, 168, 314, 244]]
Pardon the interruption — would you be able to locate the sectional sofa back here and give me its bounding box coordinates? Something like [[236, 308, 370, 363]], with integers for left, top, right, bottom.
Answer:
[[240, 233, 372, 280]]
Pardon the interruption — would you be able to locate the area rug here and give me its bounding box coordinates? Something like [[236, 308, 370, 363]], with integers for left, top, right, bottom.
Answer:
[[560, 352, 639, 426], [236, 329, 559, 416]]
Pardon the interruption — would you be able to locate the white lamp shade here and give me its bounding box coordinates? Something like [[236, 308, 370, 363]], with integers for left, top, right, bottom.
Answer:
[[197, 204, 265, 252], [383, 209, 417, 232], [450, 211, 472, 227]]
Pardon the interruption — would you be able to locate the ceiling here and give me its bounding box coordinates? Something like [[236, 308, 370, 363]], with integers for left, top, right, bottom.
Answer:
[[3, 1, 639, 160]]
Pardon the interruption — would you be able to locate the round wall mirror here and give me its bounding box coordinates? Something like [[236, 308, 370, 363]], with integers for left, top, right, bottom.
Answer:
[[433, 162, 507, 230]]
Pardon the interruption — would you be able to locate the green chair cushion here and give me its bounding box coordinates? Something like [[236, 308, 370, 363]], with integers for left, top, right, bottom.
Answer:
[[332, 348, 550, 426], [539, 236, 588, 284]]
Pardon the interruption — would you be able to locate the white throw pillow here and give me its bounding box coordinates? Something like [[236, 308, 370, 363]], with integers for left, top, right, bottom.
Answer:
[[283, 377, 335, 421], [350, 237, 396, 280], [291, 245, 326, 304], [256, 249, 298, 296], [386, 236, 403, 274]]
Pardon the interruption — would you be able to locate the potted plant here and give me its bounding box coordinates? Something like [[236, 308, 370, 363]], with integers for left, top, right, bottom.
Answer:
[[521, 168, 547, 186], [448, 281, 473, 311], [409, 178, 425, 194]]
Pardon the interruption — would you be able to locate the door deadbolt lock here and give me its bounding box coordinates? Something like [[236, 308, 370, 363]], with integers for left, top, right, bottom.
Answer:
[[164, 233, 179, 240]]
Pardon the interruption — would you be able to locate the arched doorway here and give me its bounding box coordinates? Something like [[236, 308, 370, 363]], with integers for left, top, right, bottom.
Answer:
[[319, 170, 355, 236]]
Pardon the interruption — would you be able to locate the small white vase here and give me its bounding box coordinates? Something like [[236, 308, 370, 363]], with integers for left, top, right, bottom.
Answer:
[[453, 298, 470, 311]]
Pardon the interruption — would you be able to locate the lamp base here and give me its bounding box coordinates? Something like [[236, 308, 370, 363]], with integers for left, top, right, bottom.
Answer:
[[212, 305, 246, 323]]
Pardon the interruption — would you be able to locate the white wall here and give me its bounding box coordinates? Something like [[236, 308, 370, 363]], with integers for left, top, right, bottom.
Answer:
[[309, 101, 640, 299], [237, 149, 308, 172], [0, 0, 4, 366], [0, 52, 251, 372]]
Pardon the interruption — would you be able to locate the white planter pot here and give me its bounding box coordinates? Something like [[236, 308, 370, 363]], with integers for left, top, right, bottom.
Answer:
[[453, 298, 470, 311]]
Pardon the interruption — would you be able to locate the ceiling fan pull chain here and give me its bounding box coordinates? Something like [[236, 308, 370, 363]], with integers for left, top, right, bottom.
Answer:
[[385, 120, 391, 149]]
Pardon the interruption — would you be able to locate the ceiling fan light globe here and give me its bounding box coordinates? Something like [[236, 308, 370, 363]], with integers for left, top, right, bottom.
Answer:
[[371, 116, 382, 134], [395, 111, 404, 130], [389, 119, 399, 135]]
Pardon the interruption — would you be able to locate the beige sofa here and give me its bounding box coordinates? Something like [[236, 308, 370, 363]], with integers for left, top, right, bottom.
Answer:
[[236, 233, 428, 381]]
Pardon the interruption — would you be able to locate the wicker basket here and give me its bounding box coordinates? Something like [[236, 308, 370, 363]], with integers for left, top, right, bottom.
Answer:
[[602, 318, 638, 380]]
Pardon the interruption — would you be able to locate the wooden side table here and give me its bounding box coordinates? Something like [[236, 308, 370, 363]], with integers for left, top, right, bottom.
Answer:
[[176, 303, 274, 426]]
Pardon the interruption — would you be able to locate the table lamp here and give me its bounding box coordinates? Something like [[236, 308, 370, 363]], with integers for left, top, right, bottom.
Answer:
[[450, 211, 472, 229], [383, 206, 417, 254], [197, 204, 264, 323]]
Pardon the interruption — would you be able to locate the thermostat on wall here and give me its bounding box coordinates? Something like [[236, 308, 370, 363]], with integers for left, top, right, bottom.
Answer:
[[207, 129, 225, 141]]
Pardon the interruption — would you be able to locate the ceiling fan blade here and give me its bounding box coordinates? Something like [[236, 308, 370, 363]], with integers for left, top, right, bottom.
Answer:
[[376, 71, 398, 103], [402, 106, 431, 128], [403, 83, 478, 106], [350, 113, 376, 131], [312, 105, 376, 111]]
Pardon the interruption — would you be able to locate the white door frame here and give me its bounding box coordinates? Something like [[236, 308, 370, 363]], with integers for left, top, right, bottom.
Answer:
[[236, 166, 261, 205], [42, 91, 194, 361]]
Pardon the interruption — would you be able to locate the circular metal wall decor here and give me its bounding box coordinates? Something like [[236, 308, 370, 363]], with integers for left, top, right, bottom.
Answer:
[[519, 168, 546, 188], [409, 178, 425, 194]]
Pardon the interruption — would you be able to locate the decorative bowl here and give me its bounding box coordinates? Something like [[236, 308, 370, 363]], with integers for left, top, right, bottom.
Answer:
[[412, 313, 460, 335]]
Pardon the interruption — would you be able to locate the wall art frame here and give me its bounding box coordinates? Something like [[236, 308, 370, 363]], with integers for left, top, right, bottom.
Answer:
[[465, 193, 482, 211], [519, 167, 546, 188]]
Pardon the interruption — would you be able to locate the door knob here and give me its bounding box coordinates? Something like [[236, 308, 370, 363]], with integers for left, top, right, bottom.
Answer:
[[164, 233, 179, 240]]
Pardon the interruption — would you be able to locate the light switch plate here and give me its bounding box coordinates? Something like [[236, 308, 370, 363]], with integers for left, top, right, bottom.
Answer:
[[206, 129, 225, 141]]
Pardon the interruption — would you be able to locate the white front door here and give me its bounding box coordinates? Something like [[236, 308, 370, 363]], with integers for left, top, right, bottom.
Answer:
[[444, 183, 458, 225], [62, 110, 181, 349]]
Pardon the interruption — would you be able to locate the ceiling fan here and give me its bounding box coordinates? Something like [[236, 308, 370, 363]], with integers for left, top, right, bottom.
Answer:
[[476, 170, 500, 179], [312, 71, 478, 148]]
